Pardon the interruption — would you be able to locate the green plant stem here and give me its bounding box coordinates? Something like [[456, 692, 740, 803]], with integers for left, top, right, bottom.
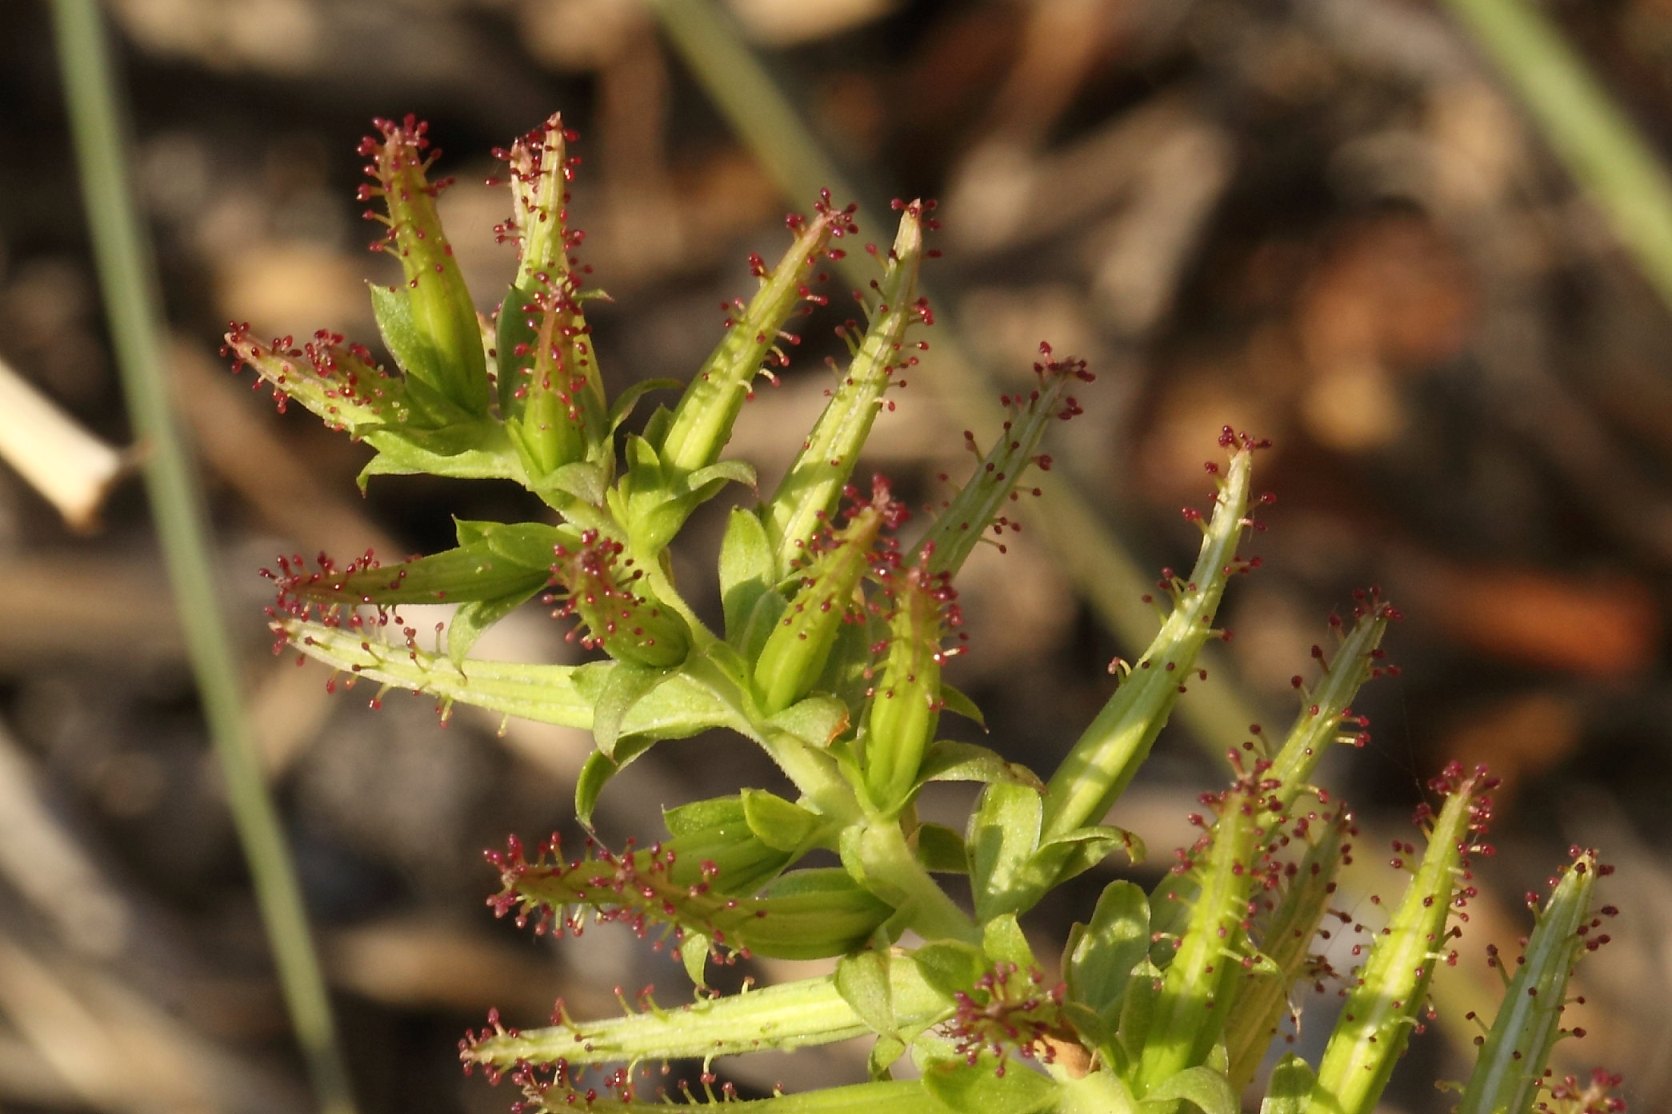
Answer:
[[843, 820, 981, 945], [48, 4, 357, 1112], [469, 959, 948, 1066], [646, 0, 1267, 755], [756, 729, 859, 820], [1443, 0, 1672, 312]]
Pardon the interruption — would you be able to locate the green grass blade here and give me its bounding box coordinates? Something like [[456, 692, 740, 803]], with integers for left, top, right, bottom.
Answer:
[[49, 3, 358, 1110], [1443, 0, 1672, 312]]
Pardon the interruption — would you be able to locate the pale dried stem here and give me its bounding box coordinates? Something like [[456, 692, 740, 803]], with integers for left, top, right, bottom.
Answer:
[[0, 353, 132, 531]]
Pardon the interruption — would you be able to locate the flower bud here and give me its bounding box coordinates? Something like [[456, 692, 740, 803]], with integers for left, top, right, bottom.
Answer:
[[1039, 433, 1261, 848], [548, 530, 690, 668], [862, 556, 962, 815], [764, 201, 933, 570], [752, 478, 900, 714], [358, 115, 490, 417], [1132, 776, 1265, 1095], [487, 835, 890, 962], [1310, 764, 1496, 1112], [493, 115, 607, 477], [659, 192, 855, 477], [1458, 849, 1616, 1114], [223, 324, 411, 435], [660, 794, 796, 896], [499, 282, 602, 478], [917, 342, 1095, 581]]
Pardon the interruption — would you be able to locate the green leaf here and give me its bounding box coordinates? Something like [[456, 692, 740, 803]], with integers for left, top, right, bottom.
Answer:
[[744, 869, 895, 958], [980, 914, 1035, 969], [817, 605, 883, 707], [766, 694, 852, 749], [867, 1034, 910, 1081], [448, 588, 542, 664], [1141, 1066, 1237, 1114], [681, 931, 710, 989], [574, 750, 614, 825], [1066, 880, 1151, 1025], [494, 281, 540, 418], [469, 519, 571, 565], [912, 940, 988, 1000], [1059, 1071, 1140, 1114], [369, 280, 447, 396], [940, 683, 987, 729], [366, 280, 488, 419], [284, 522, 564, 613], [732, 584, 788, 664], [920, 740, 1044, 789], [922, 1055, 1059, 1114], [1117, 958, 1165, 1064], [574, 734, 657, 824], [688, 457, 758, 496], [914, 823, 967, 874], [568, 670, 740, 820], [588, 662, 667, 757], [612, 433, 699, 555], [1063, 1001, 1115, 1062], [1258, 1056, 1316, 1114], [836, 948, 896, 1035], [1035, 823, 1144, 888], [536, 459, 609, 506], [661, 797, 796, 897], [741, 788, 823, 852], [719, 507, 776, 639], [663, 794, 747, 838], [967, 781, 1043, 923], [360, 421, 523, 486], [608, 377, 683, 436], [571, 655, 738, 746]]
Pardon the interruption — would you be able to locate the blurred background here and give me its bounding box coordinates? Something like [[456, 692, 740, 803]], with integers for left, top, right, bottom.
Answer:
[[2, 0, 1670, 1110]]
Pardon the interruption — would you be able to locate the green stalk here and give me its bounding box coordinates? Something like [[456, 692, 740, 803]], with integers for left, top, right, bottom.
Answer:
[[762, 209, 926, 568], [1456, 849, 1608, 1114], [1041, 446, 1255, 841], [1132, 782, 1261, 1097], [466, 958, 948, 1066], [1305, 770, 1489, 1114], [841, 820, 982, 945], [1223, 813, 1348, 1090], [48, 5, 357, 1110], [504, 1080, 941, 1114], [1443, 0, 1672, 312]]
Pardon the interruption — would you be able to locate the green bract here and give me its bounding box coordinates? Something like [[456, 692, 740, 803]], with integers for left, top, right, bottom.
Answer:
[[231, 114, 1624, 1114]]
